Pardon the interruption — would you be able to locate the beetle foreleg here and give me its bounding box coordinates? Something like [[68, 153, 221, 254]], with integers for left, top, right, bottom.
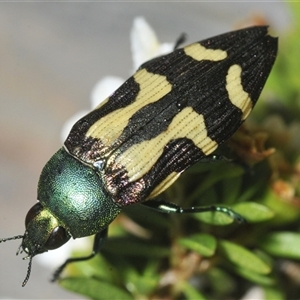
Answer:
[[51, 228, 108, 282]]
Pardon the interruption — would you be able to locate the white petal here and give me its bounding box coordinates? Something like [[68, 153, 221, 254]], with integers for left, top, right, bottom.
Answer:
[[90, 76, 124, 109], [240, 286, 264, 300], [130, 16, 160, 70], [130, 16, 175, 70], [158, 42, 175, 55]]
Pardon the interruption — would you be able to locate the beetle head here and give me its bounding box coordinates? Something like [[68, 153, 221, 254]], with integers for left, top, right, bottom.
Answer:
[[37, 147, 121, 239], [0, 202, 71, 286]]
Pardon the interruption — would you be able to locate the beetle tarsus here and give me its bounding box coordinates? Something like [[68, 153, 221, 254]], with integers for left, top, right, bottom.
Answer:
[[143, 200, 246, 223], [51, 229, 108, 282], [51, 252, 97, 282]]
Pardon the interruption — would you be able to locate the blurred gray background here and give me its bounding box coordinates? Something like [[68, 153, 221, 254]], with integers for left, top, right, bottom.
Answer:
[[0, 2, 291, 299]]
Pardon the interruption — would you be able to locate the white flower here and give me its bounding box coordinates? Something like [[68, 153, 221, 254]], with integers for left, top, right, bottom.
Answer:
[[240, 286, 264, 300], [130, 16, 174, 71], [35, 237, 91, 270]]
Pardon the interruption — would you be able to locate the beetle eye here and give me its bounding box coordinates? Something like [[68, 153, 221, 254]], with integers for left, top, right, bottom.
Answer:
[[25, 203, 43, 227], [44, 226, 70, 250]]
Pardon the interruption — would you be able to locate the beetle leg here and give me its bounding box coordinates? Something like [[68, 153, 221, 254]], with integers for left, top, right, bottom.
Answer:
[[51, 227, 108, 282], [200, 154, 255, 176], [200, 154, 231, 163], [142, 199, 246, 223], [174, 33, 187, 50]]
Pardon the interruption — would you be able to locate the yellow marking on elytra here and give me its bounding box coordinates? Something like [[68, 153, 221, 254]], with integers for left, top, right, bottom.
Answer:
[[86, 69, 172, 145], [226, 64, 252, 120], [116, 107, 218, 182], [184, 43, 227, 62], [148, 172, 180, 199]]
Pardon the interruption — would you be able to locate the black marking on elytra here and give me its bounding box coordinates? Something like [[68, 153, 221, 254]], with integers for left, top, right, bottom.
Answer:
[[108, 138, 204, 207], [66, 26, 277, 170]]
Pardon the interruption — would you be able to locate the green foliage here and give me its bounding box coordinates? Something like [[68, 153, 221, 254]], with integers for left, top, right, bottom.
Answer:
[[178, 233, 217, 256], [60, 278, 133, 300], [264, 3, 300, 114], [218, 240, 271, 275], [60, 4, 300, 299], [260, 232, 300, 259]]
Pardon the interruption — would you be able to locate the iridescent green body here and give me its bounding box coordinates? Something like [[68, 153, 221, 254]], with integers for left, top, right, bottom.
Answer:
[[38, 148, 121, 239]]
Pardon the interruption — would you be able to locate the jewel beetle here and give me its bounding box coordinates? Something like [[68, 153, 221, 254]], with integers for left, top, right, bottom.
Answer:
[[0, 26, 278, 286]]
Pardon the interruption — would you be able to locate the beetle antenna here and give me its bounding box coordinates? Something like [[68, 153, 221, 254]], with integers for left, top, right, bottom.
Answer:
[[0, 235, 24, 243], [0, 235, 33, 286], [22, 255, 33, 287]]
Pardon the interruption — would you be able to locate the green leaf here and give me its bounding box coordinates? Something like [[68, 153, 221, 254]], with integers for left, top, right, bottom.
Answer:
[[261, 189, 300, 225], [124, 260, 160, 295], [234, 266, 276, 286], [178, 233, 217, 256], [65, 252, 118, 283], [262, 286, 285, 300], [207, 268, 236, 295], [188, 163, 244, 201], [221, 175, 242, 204], [103, 237, 170, 258], [192, 206, 237, 225], [260, 232, 300, 259], [233, 202, 274, 223], [180, 281, 207, 300], [60, 277, 133, 300], [233, 250, 275, 285], [102, 254, 141, 285], [218, 240, 271, 274]]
